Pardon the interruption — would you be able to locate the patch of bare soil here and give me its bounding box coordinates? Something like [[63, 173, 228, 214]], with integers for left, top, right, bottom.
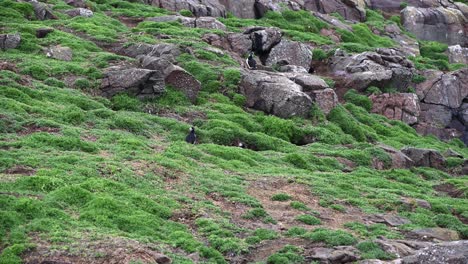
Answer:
[[4, 165, 36, 176], [18, 124, 60, 136], [434, 183, 465, 198], [247, 178, 365, 230], [23, 235, 172, 264]]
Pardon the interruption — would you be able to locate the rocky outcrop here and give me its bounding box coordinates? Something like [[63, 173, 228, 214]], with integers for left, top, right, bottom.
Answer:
[[379, 144, 415, 169], [140, 55, 201, 103], [401, 147, 446, 170], [0, 34, 21, 50], [370, 93, 420, 125], [45, 45, 73, 61], [65, 0, 87, 8], [218, 0, 256, 18], [402, 240, 468, 263], [147, 15, 226, 30], [263, 40, 313, 72], [374, 239, 431, 259], [100, 67, 165, 99], [329, 48, 415, 92], [367, 214, 411, 227], [307, 246, 360, 263], [304, 0, 367, 21], [122, 43, 181, 62], [203, 32, 252, 57], [415, 68, 468, 144], [381, 23, 420, 57], [401, 6, 467, 46], [309, 88, 339, 115], [64, 8, 93, 17], [447, 45, 468, 64], [239, 70, 313, 118], [146, 0, 226, 17], [30, 0, 57, 20], [248, 27, 282, 53]]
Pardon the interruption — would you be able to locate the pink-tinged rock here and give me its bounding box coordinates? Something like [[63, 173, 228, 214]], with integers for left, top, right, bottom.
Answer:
[[309, 88, 339, 115], [370, 93, 420, 125]]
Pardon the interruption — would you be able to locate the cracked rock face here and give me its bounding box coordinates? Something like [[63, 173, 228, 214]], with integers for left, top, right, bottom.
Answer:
[[402, 6, 468, 46], [370, 93, 420, 125], [0, 34, 21, 50], [329, 48, 415, 92], [146, 0, 226, 17], [415, 68, 468, 144], [402, 240, 468, 264]]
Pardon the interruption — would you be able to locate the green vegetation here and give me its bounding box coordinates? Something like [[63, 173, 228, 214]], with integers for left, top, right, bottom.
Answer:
[[1, 0, 467, 263]]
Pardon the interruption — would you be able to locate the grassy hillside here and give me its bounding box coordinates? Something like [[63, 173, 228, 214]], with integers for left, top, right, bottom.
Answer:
[[1, 0, 467, 263]]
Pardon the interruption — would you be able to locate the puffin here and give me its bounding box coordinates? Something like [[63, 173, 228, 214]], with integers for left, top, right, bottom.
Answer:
[[238, 142, 246, 148], [246, 52, 257, 70], [185, 127, 196, 144]]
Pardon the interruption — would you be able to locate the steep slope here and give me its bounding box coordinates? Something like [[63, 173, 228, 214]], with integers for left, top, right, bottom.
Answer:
[[1, 0, 468, 264]]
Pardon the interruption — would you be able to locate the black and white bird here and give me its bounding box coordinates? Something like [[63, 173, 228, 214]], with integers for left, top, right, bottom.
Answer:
[[246, 52, 257, 70], [238, 142, 246, 148], [185, 127, 196, 144]]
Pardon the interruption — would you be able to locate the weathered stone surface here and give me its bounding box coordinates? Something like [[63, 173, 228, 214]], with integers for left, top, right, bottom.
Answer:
[[0, 34, 21, 50], [45, 46, 73, 61], [370, 93, 420, 125], [367, 214, 411, 226], [65, 0, 87, 8], [36, 28, 54, 38], [264, 40, 313, 72], [401, 147, 446, 170], [402, 240, 468, 264], [419, 103, 452, 128], [308, 246, 360, 264], [366, 0, 443, 12], [401, 6, 467, 46], [146, 0, 226, 17], [194, 16, 226, 30], [309, 88, 339, 115], [100, 67, 165, 99], [382, 23, 420, 57], [64, 8, 93, 17], [278, 65, 308, 73], [374, 239, 428, 258], [30, 0, 57, 20], [304, 0, 366, 21], [254, 0, 302, 18], [249, 27, 282, 53], [314, 12, 353, 31], [123, 43, 181, 62], [447, 45, 468, 64], [400, 197, 431, 210], [379, 144, 414, 169], [239, 70, 313, 118], [218, 0, 256, 18], [202, 33, 251, 57], [329, 48, 415, 92]]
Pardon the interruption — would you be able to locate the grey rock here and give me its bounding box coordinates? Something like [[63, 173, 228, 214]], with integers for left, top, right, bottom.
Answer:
[[401, 147, 446, 170], [379, 144, 415, 169], [284, 73, 329, 92], [329, 49, 415, 92], [308, 246, 360, 264], [64, 8, 93, 17], [218, 0, 256, 18], [303, 0, 366, 21], [447, 45, 468, 64], [367, 214, 411, 226], [0, 34, 21, 50], [239, 70, 313, 118], [100, 67, 165, 99], [254, 0, 302, 18], [402, 240, 468, 264], [278, 65, 308, 73], [65, 0, 87, 8], [30, 0, 57, 20], [146, 0, 226, 17], [309, 88, 339, 115], [45, 45, 73, 61], [194, 16, 226, 30], [250, 27, 282, 53], [402, 6, 467, 46], [264, 40, 313, 72], [418, 103, 453, 128], [123, 43, 180, 62]]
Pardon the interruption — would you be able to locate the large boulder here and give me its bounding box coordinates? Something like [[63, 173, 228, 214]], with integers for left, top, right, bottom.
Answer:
[[239, 70, 313, 118], [401, 6, 467, 46], [307, 246, 360, 264], [202, 32, 251, 57], [30, 0, 57, 20], [247, 27, 282, 53], [401, 147, 446, 170], [147, 0, 226, 17], [263, 40, 313, 72], [329, 48, 415, 92], [309, 88, 339, 115], [100, 67, 165, 99], [381, 23, 420, 57], [402, 240, 468, 264], [64, 8, 93, 17], [45, 45, 73, 61], [447, 45, 468, 64], [218, 0, 256, 18], [415, 68, 468, 143], [304, 0, 366, 21], [370, 93, 420, 125], [379, 144, 415, 169], [0, 34, 21, 50], [374, 239, 432, 259], [122, 43, 181, 62], [139, 55, 201, 103]]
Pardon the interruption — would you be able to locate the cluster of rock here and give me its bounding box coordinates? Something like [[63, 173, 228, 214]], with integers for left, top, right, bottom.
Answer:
[[100, 43, 201, 101], [144, 0, 367, 21], [0, 34, 21, 50]]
